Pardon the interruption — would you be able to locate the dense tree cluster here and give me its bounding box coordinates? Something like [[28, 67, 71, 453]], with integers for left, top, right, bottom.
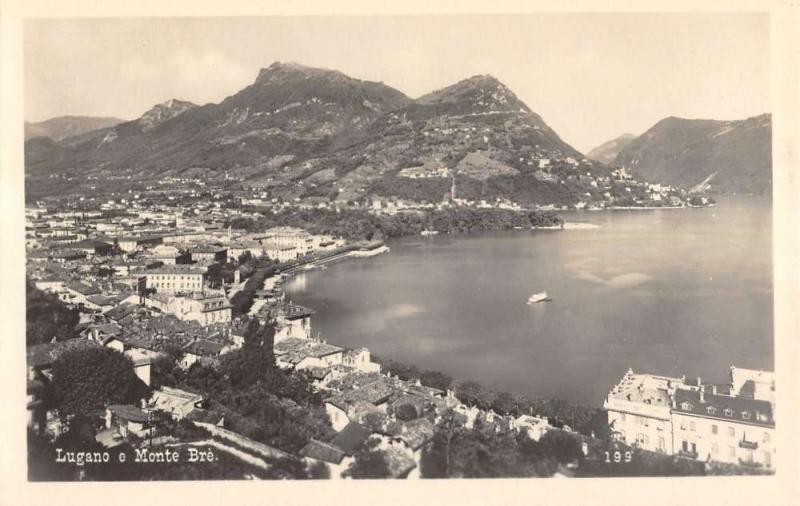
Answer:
[[229, 207, 563, 242], [26, 279, 79, 345], [375, 356, 607, 438], [50, 346, 148, 417], [152, 320, 335, 454], [420, 413, 584, 478], [343, 438, 392, 479]]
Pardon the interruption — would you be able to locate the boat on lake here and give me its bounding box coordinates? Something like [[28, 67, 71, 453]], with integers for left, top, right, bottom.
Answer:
[[527, 292, 549, 304]]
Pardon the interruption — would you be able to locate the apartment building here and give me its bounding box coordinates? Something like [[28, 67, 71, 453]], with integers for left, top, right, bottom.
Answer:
[[144, 265, 207, 293], [604, 366, 776, 469]]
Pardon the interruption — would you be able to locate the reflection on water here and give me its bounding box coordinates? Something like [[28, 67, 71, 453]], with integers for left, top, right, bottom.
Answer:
[[285, 196, 773, 405], [284, 273, 308, 292]]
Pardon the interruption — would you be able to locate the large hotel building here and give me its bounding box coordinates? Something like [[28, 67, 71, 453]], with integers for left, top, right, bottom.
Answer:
[[604, 366, 775, 469]]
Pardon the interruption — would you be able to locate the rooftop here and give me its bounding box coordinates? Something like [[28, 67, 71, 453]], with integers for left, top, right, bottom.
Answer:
[[606, 371, 679, 408], [108, 404, 149, 423], [330, 422, 372, 455], [184, 338, 225, 356], [145, 265, 207, 275], [673, 388, 774, 427], [299, 439, 347, 464]]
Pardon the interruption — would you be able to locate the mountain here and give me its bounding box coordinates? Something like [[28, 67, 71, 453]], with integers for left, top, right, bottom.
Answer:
[[137, 99, 198, 131], [614, 114, 771, 193], [24, 116, 126, 142], [586, 133, 636, 164], [25, 62, 411, 180], [25, 63, 599, 206]]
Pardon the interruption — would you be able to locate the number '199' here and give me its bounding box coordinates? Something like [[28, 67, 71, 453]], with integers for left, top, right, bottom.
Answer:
[[604, 451, 632, 463]]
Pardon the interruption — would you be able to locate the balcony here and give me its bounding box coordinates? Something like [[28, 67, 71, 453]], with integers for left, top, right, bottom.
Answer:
[[678, 450, 699, 459], [739, 440, 758, 450]]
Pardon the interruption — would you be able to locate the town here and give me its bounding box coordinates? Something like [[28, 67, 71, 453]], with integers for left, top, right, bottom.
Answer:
[[25, 195, 771, 480]]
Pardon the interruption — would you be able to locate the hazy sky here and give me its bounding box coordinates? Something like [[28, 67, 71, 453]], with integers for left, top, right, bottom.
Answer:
[[24, 14, 769, 152]]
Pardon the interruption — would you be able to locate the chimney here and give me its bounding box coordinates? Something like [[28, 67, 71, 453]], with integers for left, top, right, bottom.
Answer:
[[699, 387, 705, 403], [711, 385, 717, 395]]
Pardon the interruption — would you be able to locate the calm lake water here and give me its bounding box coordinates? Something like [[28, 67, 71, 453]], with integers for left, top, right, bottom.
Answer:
[[285, 196, 773, 405]]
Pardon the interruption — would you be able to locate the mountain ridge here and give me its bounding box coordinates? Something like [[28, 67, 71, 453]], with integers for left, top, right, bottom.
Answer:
[[614, 113, 771, 193], [25, 62, 600, 206], [25, 116, 127, 142], [586, 133, 636, 165]]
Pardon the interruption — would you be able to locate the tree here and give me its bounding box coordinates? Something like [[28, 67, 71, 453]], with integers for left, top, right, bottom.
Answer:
[[421, 408, 464, 478], [491, 392, 518, 415], [454, 381, 484, 407], [538, 430, 583, 465], [344, 438, 391, 479], [422, 425, 525, 478], [419, 370, 453, 391], [394, 403, 419, 422], [26, 280, 79, 345], [51, 346, 148, 416], [221, 319, 276, 388]]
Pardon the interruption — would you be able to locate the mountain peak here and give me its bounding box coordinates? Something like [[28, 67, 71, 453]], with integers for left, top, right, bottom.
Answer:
[[415, 74, 530, 114], [138, 99, 197, 131], [255, 61, 344, 84]]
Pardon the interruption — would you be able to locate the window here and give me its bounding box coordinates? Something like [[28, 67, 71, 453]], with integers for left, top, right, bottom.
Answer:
[[742, 411, 751, 420], [658, 437, 665, 451], [707, 406, 717, 415], [728, 427, 735, 437], [724, 408, 733, 417], [711, 424, 718, 435], [729, 446, 736, 458], [763, 432, 770, 444], [689, 421, 696, 432], [681, 402, 693, 410]]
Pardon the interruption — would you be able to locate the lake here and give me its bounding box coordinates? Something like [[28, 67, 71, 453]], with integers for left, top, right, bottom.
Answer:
[[284, 196, 773, 405]]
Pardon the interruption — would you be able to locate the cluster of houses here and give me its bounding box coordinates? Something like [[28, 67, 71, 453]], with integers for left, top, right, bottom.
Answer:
[[604, 366, 776, 469], [27, 258, 562, 479]]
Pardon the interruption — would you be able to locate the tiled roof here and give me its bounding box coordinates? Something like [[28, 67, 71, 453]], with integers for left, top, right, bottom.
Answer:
[[330, 422, 372, 455], [72, 239, 113, 249], [299, 439, 347, 464], [273, 338, 343, 359], [184, 338, 225, 356], [145, 265, 207, 275], [673, 389, 774, 427], [186, 408, 224, 425], [282, 303, 315, 320], [326, 380, 395, 412], [607, 372, 675, 407], [108, 404, 149, 423], [66, 282, 102, 296], [85, 294, 119, 306]]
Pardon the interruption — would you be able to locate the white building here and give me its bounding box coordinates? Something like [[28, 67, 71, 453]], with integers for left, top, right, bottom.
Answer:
[[165, 292, 232, 326], [671, 386, 774, 468], [144, 265, 207, 293], [605, 367, 776, 470], [604, 369, 679, 454]]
